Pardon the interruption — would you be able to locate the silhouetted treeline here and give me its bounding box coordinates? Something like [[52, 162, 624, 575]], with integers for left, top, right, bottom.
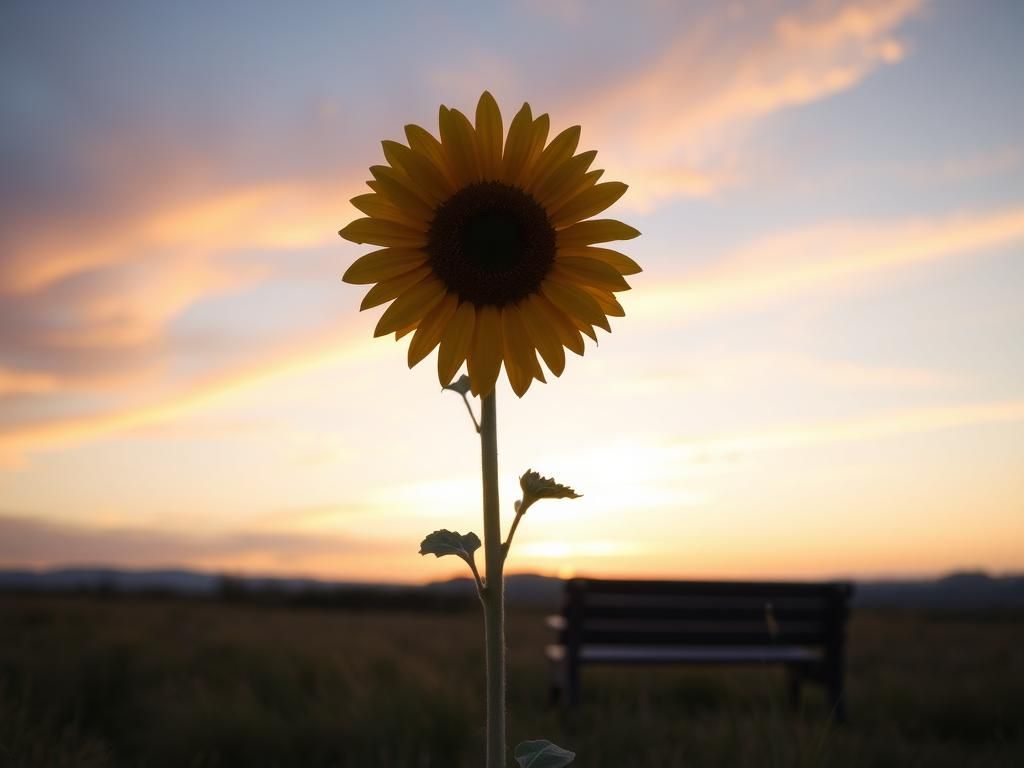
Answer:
[[216, 574, 477, 612], [3, 568, 1023, 612]]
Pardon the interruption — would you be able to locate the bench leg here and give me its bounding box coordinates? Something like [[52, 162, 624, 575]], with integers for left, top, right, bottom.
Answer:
[[566, 658, 581, 709], [549, 684, 561, 706], [548, 654, 581, 708], [825, 651, 847, 723], [829, 677, 847, 724], [787, 665, 802, 711]]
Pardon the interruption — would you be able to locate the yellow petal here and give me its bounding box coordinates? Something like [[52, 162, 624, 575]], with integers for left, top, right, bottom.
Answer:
[[558, 245, 642, 276], [529, 114, 551, 157], [437, 300, 475, 386], [395, 321, 418, 340], [475, 91, 503, 181], [381, 141, 453, 203], [439, 106, 479, 186], [500, 103, 534, 183], [519, 297, 566, 377], [502, 304, 545, 388], [543, 169, 604, 214], [407, 292, 459, 367], [542, 278, 611, 332], [580, 284, 625, 317], [374, 276, 446, 337], [349, 193, 422, 228], [343, 247, 427, 285], [551, 257, 631, 292], [512, 113, 551, 187], [532, 294, 585, 355], [556, 219, 640, 248], [503, 354, 533, 398], [359, 264, 432, 310], [524, 125, 581, 194], [340, 217, 427, 248], [533, 150, 596, 211], [550, 182, 629, 227], [369, 165, 435, 222], [557, 305, 598, 341], [467, 305, 503, 397], [380, 140, 409, 174], [405, 123, 456, 186]]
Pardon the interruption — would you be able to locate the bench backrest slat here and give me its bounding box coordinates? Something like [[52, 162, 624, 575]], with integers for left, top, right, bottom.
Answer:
[[560, 578, 852, 649]]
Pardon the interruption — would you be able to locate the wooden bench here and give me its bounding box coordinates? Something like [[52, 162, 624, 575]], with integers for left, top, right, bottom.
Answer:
[[546, 578, 854, 720]]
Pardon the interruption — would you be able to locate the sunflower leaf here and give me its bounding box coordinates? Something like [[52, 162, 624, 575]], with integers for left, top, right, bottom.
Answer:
[[443, 373, 472, 396], [419, 529, 481, 565], [514, 740, 576, 768], [518, 470, 581, 515]]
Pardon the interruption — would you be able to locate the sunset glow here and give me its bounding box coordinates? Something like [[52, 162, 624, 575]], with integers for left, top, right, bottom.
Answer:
[[2, 0, 1022, 584]]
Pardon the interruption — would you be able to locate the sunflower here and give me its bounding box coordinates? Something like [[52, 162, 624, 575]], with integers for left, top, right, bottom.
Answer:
[[339, 91, 641, 398]]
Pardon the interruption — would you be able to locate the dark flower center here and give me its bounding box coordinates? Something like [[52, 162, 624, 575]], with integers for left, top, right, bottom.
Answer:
[[427, 181, 556, 307]]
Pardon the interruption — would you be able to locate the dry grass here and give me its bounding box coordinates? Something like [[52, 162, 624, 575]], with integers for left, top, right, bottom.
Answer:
[[1, 596, 1021, 767]]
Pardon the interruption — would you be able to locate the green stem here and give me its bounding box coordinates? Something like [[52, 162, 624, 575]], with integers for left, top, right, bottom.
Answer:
[[461, 392, 481, 434], [480, 391, 505, 768], [467, 557, 485, 604], [501, 506, 525, 561]]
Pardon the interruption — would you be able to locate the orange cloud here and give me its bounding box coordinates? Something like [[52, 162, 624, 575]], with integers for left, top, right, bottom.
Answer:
[[572, 0, 924, 207], [2, 178, 354, 295], [639, 204, 1024, 320], [686, 399, 1024, 457], [0, 368, 58, 397], [0, 321, 376, 467], [0, 158, 369, 417], [0, 513, 405, 579]]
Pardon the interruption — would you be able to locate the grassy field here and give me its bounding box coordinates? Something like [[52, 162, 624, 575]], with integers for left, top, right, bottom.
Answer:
[[1, 596, 1022, 767]]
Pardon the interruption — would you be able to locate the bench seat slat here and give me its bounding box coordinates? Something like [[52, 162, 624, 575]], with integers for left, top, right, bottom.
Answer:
[[547, 644, 824, 664], [583, 618, 825, 634], [576, 630, 828, 645], [581, 605, 831, 621]]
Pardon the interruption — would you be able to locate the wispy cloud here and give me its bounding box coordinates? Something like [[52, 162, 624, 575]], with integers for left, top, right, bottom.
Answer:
[[0, 174, 360, 397], [0, 512, 402, 577], [681, 398, 1024, 458], [1, 179, 345, 295], [631, 353, 959, 397], [6, 199, 1020, 464], [0, 322, 376, 466], [0, 0, 929, 458], [0, 367, 58, 397], [639, 204, 1024, 320], [573, 0, 924, 207]]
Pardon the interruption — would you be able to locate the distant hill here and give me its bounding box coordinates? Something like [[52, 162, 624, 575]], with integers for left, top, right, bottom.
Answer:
[[424, 573, 565, 606], [2, 568, 1022, 611], [0, 568, 220, 594], [852, 571, 1024, 610]]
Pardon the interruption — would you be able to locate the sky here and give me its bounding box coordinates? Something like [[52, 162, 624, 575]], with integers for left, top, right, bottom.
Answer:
[[1, 0, 1022, 584]]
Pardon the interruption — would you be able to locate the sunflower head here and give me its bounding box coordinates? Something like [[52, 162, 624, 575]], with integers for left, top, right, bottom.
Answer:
[[340, 91, 641, 398]]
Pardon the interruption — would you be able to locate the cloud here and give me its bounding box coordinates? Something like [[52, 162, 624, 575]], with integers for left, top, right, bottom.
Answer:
[[0, 165, 365, 415], [573, 0, 925, 208], [632, 353, 958, 397], [0, 319, 375, 466], [0, 512, 401, 574], [1, 178, 349, 295], [0, 367, 58, 397], [682, 398, 1024, 458], [6, 199, 1021, 464], [638, 204, 1024, 321]]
